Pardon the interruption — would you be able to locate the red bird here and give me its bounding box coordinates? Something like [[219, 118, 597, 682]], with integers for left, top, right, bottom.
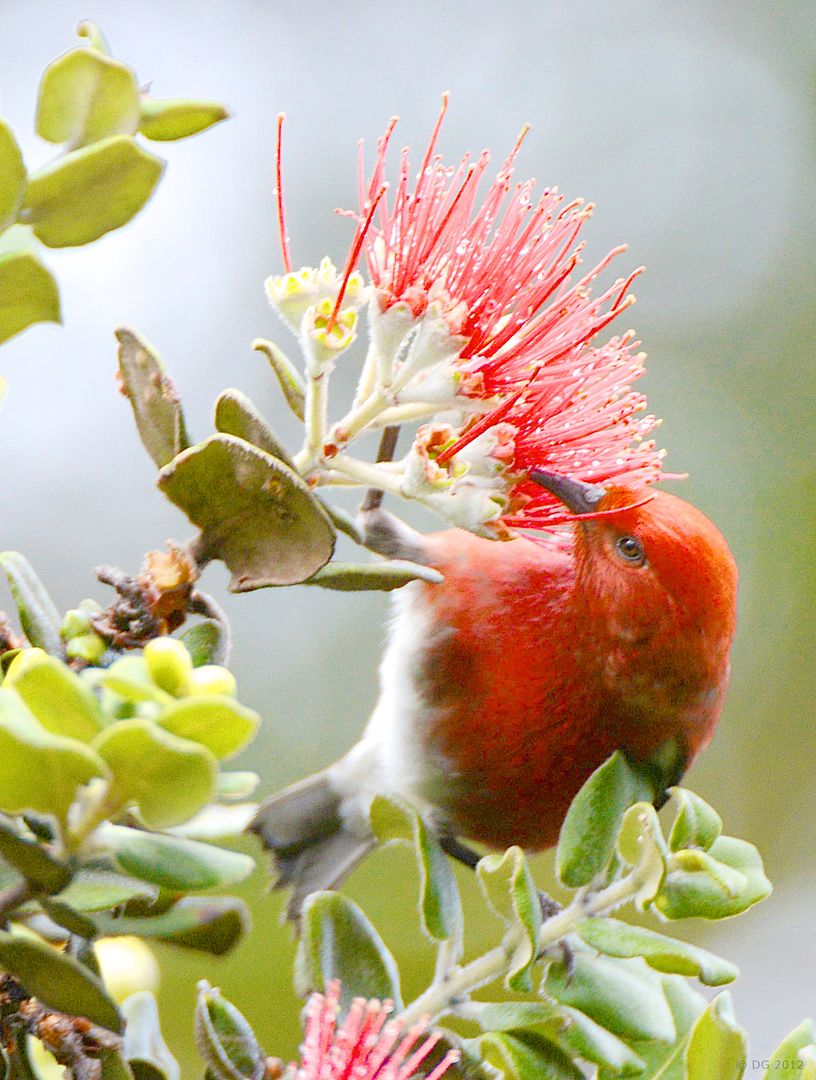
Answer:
[[251, 471, 738, 917]]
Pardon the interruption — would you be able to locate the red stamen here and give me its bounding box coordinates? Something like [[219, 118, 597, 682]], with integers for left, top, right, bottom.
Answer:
[[275, 113, 292, 274], [327, 182, 388, 333]]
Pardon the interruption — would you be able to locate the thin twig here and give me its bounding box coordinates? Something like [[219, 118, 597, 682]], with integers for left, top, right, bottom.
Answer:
[[359, 425, 400, 513]]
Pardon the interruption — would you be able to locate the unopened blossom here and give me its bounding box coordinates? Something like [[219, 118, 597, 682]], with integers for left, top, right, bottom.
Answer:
[[296, 982, 458, 1080]]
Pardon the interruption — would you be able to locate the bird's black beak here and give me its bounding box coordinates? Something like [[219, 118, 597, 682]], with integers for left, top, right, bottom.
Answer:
[[529, 469, 607, 516]]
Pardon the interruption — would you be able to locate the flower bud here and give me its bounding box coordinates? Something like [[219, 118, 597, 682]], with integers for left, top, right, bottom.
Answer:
[[65, 633, 107, 664], [186, 664, 238, 698], [143, 636, 193, 696], [60, 607, 94, 640]]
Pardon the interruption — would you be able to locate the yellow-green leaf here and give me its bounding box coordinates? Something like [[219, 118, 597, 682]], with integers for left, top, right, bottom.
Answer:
[[0, 251, 61, 344], [5, 651, 102, 742], [36, 48, 140, 147], [0, 119, 26, 228], [139, 97, 230, 141], [685, 992, 747, 1080], [0, 688, 107, 822], [94, 719, 216, 828], [157, 696, 259, 760], [22, 136, 164, 248]]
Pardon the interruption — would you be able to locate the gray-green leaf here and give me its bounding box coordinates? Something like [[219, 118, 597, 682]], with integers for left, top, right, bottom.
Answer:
[[116, 327, 189, 469], [100, 824, 254, 891], [544, 952, 676, 1044], [195, 982, 264, 1080], [477, 846, 542, 992], [0, 930, 122, 1032], [295, 890, 402, 1012], [157, 435, 335, 590], [305, 560, 443, 591], [556, 751, 654, 888], [369, 795, 463, 947], [0, 552, 62, 653], [214, 389, 292, 464], [121, 991, 180, 1080], [576, 918, 738, 986]]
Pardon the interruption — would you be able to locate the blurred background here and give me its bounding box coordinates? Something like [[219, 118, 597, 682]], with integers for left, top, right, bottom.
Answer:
[[0, 0, 814, 1069]]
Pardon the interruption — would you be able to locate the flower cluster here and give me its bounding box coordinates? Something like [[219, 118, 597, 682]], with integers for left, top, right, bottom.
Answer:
[[297, 982, 458, 1080], [266, 100, 664, 535]]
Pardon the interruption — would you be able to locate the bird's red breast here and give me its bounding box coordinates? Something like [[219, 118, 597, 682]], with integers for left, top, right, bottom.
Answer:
[[406, 487, 738, 851]]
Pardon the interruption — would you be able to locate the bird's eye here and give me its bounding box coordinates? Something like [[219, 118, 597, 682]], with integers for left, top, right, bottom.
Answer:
[[615, 535, 645, 565]]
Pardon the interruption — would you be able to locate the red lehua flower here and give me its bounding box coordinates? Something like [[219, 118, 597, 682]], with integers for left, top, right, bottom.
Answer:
[[296, 982, 459, 1080], [443, 332, 663, 530], [350, 93, 640, 397]]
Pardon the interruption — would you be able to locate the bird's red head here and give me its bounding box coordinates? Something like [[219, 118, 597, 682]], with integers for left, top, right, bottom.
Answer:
[[530, 470, 738, 763]]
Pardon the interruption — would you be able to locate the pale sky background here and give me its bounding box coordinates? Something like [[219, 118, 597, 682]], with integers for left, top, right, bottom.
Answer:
[[0, 0, 814, 1066]]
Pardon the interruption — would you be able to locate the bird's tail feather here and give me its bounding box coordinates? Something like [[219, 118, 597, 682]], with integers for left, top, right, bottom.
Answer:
[[249, 770, 374, 921]]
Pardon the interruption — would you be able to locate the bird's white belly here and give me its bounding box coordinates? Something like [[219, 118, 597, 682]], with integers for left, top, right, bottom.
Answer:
[[328, 584, 448, 836]]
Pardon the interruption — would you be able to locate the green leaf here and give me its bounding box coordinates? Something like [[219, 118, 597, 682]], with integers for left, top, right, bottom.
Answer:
[[305, 559, 444, 591], [94, 896, 249, 956], [195, 982, 264, 1080], [99, 1050, 135, 1080], [0, 120, 26, 228], [116, 327, 189, 469], [766, 1021, 816, 1075], [476, 1031, 583, 1080], [214, 388, 293, 464], [0, 554, 62, 654], [295, 891, 402, 1012], [100, 655, 171, 704], [40, 895, 98, 937], [139, 98, 230, 141], [474, 1002, 644, 1076], [655, 836, 772, 920], [216, 772, 259, 801], [668, 788, 723, 852], [182, 621, 229, 668], [685, 992, 747, 1080], [36, 48, 140, 148], [168, 803, 256, 840], [121, 991, 180, 1080], [369, 795, 463, 947], [477, 846, 541, 992], [544, 952, 676, 1044], [616, 801, 669, 909], [157, 434, 335, 590], [0, 688, 107, 822], [608, 975, 706, 1080], [0, 251, 60, 344], [101, 824, 254, 891], [76, 21, 112, 54], [56, 869, 158, 911], [22, 136, 164, 248], [157, 696, 259, 760], [94, 719, 217, 828], [5, 651, 102, 741], [0, 930, 122, 1032], [252, 338, 305, 420], [576, 918, 738, 986], [556, 751, 654, 888], [0, 816, 71, 893]]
